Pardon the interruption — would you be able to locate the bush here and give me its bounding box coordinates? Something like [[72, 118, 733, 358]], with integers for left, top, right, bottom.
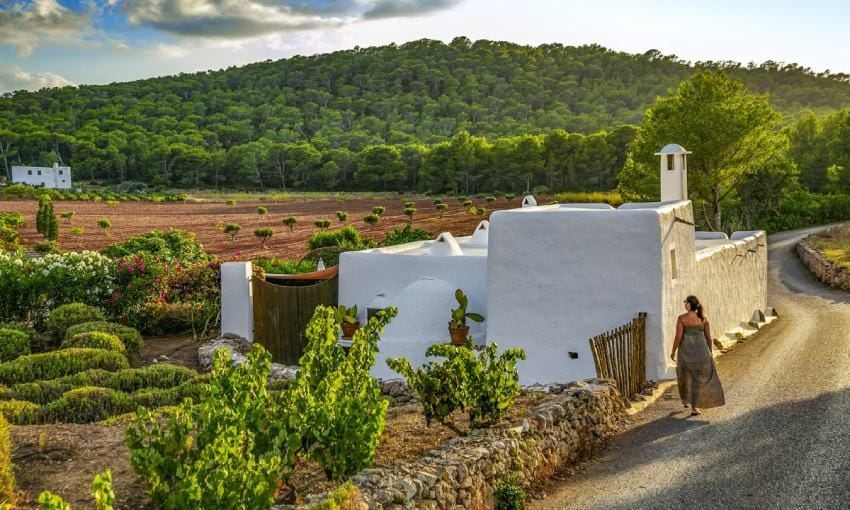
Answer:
[[0, 399, 40, 425], [41, 387, 134, 423], [381, 225, 432, 247], [0, 413, 13, 505], [0, 212, 23, 228], [127, 346, 302, 510], [290, 306, 395, 480], [494, 472, 526, 510], [0, 322, 37, 351], [253, 257, 314, 275], [39, 469, 116, 510], [223, 223, 241, 240], [0, 349, 129, 385], [387, 341, 526, 433], [140, 302, 212, 337], [308, 225, 369, 250], [33, 241, 59, 254], [254, 227, 274, 247], [64, 322, 143, 364], [101, 229, 209, 263], [47, 303, 106, 338], [0, 328, 30, 363], [0, 251, 116, 327], [62, 332, 125, 353], [9, 365, 198, 405]]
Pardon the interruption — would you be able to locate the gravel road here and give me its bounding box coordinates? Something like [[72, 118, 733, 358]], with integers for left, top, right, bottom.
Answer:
[[531, 226, 850, 510]]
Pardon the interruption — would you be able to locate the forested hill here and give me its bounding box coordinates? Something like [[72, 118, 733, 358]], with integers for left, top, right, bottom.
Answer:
[[3, 37, 850, 191]]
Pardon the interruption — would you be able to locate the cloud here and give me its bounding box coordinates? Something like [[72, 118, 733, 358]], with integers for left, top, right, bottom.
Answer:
[[121, 0, 348, 38], [119, 0, 464, 38], [0, 65, 75, 93], [0, 0, 92, 56], [363, 0, 461, 19], [151, 42, 190, 58]]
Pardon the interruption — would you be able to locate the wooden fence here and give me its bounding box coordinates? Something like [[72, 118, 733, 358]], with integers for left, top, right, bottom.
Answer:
[[252, 275, 338, 365], [588, 312, 647, 400]]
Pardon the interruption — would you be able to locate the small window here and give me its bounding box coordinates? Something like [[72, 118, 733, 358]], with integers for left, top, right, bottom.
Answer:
[[37, 170, 42, 176], [27, 170, 32, 176], [670, 248, 678, 280], [58, 170, 63, 175], [667, 154, 675, 171]]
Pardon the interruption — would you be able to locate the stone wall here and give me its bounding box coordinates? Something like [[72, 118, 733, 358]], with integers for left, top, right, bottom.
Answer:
[[797, 234, 850, 291], [299, 380, 624, 510]]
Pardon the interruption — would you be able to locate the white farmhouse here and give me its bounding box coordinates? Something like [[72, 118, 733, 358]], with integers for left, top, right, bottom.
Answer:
[[338, 144, 770, 384], [11, 163, 72, 189]]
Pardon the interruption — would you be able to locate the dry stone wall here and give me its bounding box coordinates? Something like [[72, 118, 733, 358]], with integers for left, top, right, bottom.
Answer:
[[295, 379, 624, 510], [797, 235, 850, 292]]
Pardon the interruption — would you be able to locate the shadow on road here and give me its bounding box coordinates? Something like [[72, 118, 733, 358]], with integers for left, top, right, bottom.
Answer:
[[554, 388, 850, 510]]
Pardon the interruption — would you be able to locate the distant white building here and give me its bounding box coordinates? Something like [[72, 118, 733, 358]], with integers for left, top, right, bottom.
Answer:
[[11, 163, 72, 189]]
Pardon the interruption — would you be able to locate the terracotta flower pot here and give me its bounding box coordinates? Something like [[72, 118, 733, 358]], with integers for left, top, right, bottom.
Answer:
[[448, 324, 469, 346], [341, 321, 360, 339]]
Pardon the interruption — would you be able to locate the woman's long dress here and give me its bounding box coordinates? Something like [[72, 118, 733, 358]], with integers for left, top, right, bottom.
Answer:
[[677, 324, 725, 408]]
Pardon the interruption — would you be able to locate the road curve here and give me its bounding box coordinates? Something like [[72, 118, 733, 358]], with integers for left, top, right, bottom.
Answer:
[[531, 226, 850, 510]]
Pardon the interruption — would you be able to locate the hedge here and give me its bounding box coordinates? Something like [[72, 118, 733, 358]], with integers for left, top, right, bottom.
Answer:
[[0, 349, 129, 385], [46, 303, 105, 338], [64, 322, 143, 364], [0, 413, 12, 505], [7, 365, 198, 405], [41, 387, 134, 424], [0, 399, 40, 425], [61, 332, 125, 354], [0, 328, 30, 363]]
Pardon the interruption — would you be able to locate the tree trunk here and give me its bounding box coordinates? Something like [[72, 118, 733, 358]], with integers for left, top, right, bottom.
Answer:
[[0, 142, 9, 180], [712, 185, 722, 232], [276, 157, 286, 190]]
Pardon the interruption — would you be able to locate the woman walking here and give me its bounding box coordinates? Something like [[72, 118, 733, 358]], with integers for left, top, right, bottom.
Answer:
[[670, 295, 725, 416]]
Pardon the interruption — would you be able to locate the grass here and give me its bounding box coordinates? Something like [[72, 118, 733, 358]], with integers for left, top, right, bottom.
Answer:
[[810, 225, 850, 270]]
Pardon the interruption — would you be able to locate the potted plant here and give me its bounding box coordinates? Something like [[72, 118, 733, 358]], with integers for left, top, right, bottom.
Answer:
[[448, 289, 485, 346], [335, 304, 360, 339]]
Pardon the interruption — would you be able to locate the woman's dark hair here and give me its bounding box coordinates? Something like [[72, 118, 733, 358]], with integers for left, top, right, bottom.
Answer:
[[685, 295, 705, 321]]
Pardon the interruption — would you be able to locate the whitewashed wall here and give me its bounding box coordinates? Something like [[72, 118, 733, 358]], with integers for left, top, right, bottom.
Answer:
[[339, 244, 488, 379], [486, 204, 681, 385], [691, 231, 768, 346]]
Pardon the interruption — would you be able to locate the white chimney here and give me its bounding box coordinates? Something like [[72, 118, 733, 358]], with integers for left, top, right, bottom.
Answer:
[[655, 144, 691, 202]]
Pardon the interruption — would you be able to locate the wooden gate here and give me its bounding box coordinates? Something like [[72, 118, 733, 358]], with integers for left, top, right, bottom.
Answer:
[[252, 275, 338, 365], [588, 313, 647, 400]]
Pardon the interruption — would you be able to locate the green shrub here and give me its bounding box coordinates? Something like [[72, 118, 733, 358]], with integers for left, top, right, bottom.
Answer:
[[39, 469, 115, 510], [282, 216, 297, 232], [65, 322, 143, 364], [308, 225, 369, 250], [0, 349, 129, 385], [33, 240, 60, 254], [494, 472, 526, 510], [130, 379, 205, 409], [101, 229, 209, 263], [363, 213, 380, 228], [47, 303, 105, 338], [139, 301, 212, 337], [9, 365, 198, 405], [0, 328, 30, 363], [61, 332, 125, 353], [41, 387, 134, 423], [311, 482, 360, 509], [254, 227, 274, 247], [223, 223, 241, 240], [252, 257, 314, 275], [291, 306, 395, 480], [0, 212, 23, 228], [0, 399, 40, 425], [127, 346, 302, 510], [381, 225, 432, 247], [335, 211, 349, 222], [387, 341, 526, 433], [0, 413, 13, 506]]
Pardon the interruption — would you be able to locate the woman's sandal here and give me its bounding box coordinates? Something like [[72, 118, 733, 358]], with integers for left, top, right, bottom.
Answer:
[[690, 409, 701, 416]]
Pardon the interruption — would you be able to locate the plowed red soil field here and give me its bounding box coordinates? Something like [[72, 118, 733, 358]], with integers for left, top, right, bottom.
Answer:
[[2, 195, 521, 261]]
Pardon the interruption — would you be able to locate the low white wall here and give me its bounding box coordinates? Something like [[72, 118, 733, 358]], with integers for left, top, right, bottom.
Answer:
[[220, 262, 254, 341], [692, 232, 768, 344], [339, 245, 488, 379]]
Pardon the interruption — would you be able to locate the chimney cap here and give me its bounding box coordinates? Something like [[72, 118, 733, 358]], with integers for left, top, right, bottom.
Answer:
[[654, 143, 691, 156]]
